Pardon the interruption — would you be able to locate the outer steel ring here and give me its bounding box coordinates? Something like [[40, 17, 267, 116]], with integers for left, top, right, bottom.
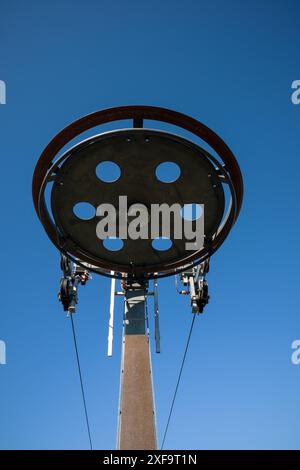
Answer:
[[32, 105, 243, 279]]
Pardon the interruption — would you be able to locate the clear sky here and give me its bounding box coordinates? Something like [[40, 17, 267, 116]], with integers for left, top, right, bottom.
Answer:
[[0, 0, 299, 450]]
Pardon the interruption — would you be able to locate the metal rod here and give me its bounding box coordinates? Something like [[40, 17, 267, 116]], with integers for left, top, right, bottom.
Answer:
[[107, 271, 115, 357], [154, 279, 160, 353]]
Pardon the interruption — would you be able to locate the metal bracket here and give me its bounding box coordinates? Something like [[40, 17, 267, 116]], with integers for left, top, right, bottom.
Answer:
[[58, 254, 90, 313], [176, 259, 210, 314]]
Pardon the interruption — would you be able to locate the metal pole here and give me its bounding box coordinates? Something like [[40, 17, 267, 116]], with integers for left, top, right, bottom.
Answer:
[[108, 273, 115, 357], [117, 282, 157, 450], [154, 279, 160, 354]]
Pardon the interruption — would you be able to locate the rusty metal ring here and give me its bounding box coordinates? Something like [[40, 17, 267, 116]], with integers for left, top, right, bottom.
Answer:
[[32, 105, 243, 279]]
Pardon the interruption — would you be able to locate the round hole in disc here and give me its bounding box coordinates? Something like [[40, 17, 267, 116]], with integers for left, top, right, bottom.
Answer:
[[73, 202, 96, 220], [180, 203, 203, 221], [96, 161, 121, 183], [155, 162, 181, 183], [103, 237, 124, 251], [152, 237, 173, 251]]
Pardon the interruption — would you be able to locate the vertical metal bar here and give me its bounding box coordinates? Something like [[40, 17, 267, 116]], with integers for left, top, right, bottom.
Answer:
[[154, 279, 160, 353], [107, 272, 115, 357], [133, 117, 144, 128]]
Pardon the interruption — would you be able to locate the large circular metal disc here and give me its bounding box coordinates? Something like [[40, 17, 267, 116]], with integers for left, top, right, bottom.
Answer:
[[50, 129, 224, 276]]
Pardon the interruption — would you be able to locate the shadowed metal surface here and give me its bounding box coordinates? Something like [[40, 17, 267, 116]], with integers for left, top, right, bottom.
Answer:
[[50, 129, 224, 275]]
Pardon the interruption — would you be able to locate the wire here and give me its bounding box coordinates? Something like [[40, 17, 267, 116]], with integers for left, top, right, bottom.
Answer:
[[161, 314, 197, 449], [70, 313, 93, 450]]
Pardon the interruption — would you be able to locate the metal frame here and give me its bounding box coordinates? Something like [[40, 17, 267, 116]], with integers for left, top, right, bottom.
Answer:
[[32, 105, 243, 279]]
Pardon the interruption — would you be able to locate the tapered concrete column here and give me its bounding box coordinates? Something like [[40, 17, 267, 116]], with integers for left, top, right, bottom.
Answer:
[[117, 285, 157, 450]]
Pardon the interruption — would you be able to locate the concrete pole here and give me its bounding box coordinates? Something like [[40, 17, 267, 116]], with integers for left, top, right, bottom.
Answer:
[[117, 283, 157, 450]]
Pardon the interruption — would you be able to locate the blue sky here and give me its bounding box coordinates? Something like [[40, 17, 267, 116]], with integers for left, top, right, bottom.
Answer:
[[0, 0, 299, 450]]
